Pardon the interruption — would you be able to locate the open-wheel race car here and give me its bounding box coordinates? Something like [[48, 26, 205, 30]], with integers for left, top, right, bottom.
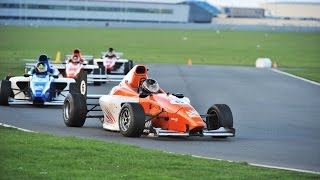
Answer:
[[63, 65, 235, 138], [25, 53, 122, 86], [90, 49, 133, 86], [1, 55, 87, 106], [93, 50, 134, 75]]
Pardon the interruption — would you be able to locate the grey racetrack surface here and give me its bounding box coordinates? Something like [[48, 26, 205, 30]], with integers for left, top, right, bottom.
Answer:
[[1, 64, 320, 172]]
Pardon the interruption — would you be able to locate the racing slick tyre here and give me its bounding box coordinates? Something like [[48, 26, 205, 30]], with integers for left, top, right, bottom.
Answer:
[[124, 60, 133, 75], [129, 60, 134, 69], [114, 62, 121, 70], [0, 80, 11, 106], [5, 76, 13, 80], [119, 103, 145, 137], [92, 68, 101, 86], [206, 104, 233, 130], [71, 72, 87, 97], [63, 93, 87, 127]]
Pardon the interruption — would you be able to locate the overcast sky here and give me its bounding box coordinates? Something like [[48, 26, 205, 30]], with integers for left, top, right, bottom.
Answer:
[[128, 0, 320, 7]]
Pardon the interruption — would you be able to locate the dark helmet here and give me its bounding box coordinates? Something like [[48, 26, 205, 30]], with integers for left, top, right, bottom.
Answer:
[[108, 47, 114, 52], [141, 78, 160, 93], [38, 54, 49, 62], [73, 49, 80, 54], [35, 62, 47, 73], [73, 49, 81, 57]]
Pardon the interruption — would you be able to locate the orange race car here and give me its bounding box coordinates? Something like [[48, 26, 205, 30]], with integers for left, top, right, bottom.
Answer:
[[62, 65, 235, 138]]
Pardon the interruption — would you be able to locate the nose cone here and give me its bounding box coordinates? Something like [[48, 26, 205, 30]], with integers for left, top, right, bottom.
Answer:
[[151, 94, 205, 132], [176, 107, 205, 130]]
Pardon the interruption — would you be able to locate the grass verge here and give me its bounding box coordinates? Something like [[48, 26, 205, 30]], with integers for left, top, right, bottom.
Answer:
[[0, 126, 319, 179], [0, 26, 319, 82]]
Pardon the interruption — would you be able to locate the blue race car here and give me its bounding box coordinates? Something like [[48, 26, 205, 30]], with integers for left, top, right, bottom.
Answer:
[[0, 55, 87, 106]]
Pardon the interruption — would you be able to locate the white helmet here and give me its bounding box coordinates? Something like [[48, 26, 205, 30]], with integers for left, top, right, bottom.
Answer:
[[72, 56, 80, 63], [141, 79, 160, 93]]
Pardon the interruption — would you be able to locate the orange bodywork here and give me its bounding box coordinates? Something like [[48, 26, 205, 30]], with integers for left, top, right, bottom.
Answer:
[[110, 65, 206, 133]]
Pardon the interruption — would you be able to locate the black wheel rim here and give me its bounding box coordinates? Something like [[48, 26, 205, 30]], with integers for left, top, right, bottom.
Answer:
[[207, 109, 220, 130]]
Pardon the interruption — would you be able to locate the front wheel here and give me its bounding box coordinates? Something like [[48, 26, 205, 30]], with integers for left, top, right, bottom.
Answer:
[[119, 103, 145, 137], [0, 80, 11, 106], [124, 60, 133, 74], [63, 93, 87, 127], [71, 72, 87, 96], [206, 104, 233, 130], [92, 68, 101, 86]]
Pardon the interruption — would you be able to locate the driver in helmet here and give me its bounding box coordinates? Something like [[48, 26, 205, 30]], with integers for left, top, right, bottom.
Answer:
[[33, 62, 48, 74], [71, 55, 80, 63], [141, 78, 160, 94], [105, 47, 117, 58], [69, 49, 87, 64]]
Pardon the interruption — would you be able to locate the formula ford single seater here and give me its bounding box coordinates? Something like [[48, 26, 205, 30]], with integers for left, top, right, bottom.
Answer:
[[0, 58, 87, 106], [93, 49, 134, 75], [63, 65, 235, 138], [90, 50, 134, 86], [25, 53, 122, 85]]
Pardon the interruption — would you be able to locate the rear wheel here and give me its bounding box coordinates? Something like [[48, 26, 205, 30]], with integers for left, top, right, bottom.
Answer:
[[63, 93, 87, 127], [0, 80, 11, 106], [119, 103, 145, 137]]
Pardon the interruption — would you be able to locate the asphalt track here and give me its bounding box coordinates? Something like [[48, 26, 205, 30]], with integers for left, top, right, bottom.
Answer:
[[1, 64, 320, 172]]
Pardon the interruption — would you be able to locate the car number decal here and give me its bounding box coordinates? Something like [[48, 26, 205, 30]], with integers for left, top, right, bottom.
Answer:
[[80, 80, 86, 95]]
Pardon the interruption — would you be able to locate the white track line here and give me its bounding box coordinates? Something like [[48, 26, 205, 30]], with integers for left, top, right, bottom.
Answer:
[[192, 155, 320, 175], [1, 123, 318, 174], [272, 69, 320, 86], [0, 123, 36, 133]]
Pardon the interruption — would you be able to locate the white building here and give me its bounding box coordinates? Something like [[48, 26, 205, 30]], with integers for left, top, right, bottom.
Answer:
[[0, 0, 190, 25], [262, 2, 320, 20]]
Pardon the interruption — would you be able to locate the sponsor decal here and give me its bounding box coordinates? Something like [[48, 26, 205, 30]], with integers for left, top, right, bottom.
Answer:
[[103, 106, 116, 124], [171, 118, 178, 122], [170, 99, 187, 104], [33, 78, 47, 82], [186, 109, 200, 118], [34, 85, 44, 91]]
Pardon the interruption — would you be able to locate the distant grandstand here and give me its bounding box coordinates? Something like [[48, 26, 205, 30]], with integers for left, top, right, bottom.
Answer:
[[220, 7, 264, 18], [182, 0, 221, 23], [0, 0, 319, 31], [0, 0, 222, 25]]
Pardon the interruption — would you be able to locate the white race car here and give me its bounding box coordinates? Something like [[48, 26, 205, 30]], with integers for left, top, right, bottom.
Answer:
[[0, 73, 86, 106], [93, 51, 134, 74], [25, 55, 121, 86]]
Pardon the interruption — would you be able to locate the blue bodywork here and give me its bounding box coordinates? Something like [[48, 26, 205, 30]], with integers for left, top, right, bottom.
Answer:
[[30, 74, 54, 103], [30, 54, 58, 75]]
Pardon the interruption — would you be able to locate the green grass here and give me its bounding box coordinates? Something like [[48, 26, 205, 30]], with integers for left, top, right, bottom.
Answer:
[[1, 126, 319, 179], [1, 27, 319, 179], [0, 26, 319, 81], [285, 69, 320, 83]]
